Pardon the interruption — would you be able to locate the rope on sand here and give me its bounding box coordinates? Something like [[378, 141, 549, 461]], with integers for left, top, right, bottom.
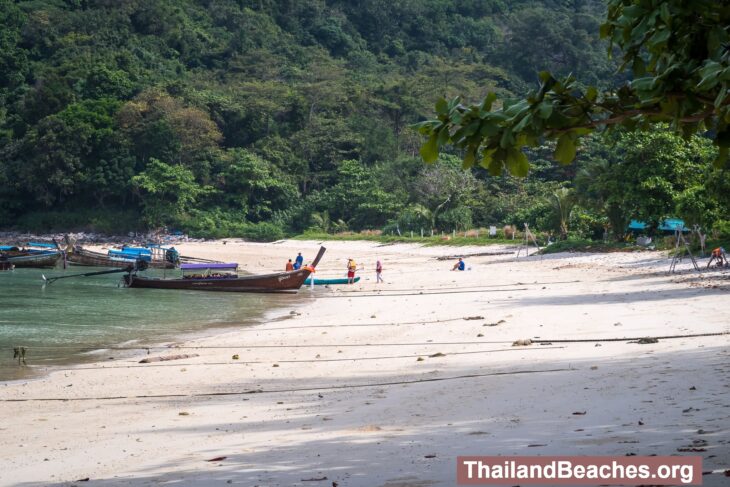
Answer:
[[0, 367, 573, 402], [532, 331, 730, 343], [7, 330, 728, 353], [331, 279, 582, 293], [317, 287, 528, 298], [21, 346, 568, 373]]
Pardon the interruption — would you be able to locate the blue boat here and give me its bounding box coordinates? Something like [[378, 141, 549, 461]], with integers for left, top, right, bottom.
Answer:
[[303, 276, 360, 285]]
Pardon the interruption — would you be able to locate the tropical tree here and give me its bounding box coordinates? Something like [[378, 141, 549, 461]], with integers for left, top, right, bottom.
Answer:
[[415, 0, 730, 173], [550, 187, 575, 239], [131, 159, 211, 228]]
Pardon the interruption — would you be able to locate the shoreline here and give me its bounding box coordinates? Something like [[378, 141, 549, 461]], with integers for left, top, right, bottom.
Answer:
[[1, 239, 728, 486]]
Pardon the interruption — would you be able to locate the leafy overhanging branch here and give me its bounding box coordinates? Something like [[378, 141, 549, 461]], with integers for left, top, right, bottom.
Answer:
[[414, 0, 730, 174]]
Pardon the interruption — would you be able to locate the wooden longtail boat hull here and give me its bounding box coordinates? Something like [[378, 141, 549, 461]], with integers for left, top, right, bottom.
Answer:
[[5, 251, 61, 268], [123, 246, 327, 293], [124, 269, 311, 293], [67, 248, 175, 269]]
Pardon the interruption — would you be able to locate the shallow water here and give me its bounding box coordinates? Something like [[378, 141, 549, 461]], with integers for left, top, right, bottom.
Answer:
[[0, 267, 302, 381]]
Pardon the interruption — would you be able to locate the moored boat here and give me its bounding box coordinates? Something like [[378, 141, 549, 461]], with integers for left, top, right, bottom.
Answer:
[[123, 247, 326, 293], [303, 276, 360, 285], [4, 250, 61, 268], [66, 246, 176, 269]]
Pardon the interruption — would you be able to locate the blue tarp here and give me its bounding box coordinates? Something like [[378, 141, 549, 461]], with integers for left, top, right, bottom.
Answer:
[[628, 218, 688, 232], [120, 246, 152, 254], [108, 249, 152, 261]]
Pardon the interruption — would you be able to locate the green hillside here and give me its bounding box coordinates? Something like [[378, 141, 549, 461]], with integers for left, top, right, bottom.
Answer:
[[0, 0, 726, 241]]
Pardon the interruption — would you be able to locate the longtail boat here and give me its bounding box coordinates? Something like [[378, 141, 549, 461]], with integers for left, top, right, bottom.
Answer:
[[66, 246, 175, 269], [0, 260, 14, 271], [123, 247, 326, 293], [3, 250, 61, 268], [304, 276, 360, 285]]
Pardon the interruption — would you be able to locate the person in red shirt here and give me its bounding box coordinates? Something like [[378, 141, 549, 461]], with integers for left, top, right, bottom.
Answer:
[[285, 259, 294, 271]]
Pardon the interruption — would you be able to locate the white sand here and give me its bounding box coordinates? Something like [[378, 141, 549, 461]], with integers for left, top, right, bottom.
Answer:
[[1, 240, 728, 486]]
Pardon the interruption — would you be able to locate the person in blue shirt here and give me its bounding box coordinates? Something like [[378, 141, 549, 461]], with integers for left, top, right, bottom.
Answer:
[[294, 252, 304, 270], [451, 257, 465, 271]]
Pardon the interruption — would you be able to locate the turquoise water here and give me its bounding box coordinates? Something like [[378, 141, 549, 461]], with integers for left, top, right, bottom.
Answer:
[[0, 267, 300, 381]]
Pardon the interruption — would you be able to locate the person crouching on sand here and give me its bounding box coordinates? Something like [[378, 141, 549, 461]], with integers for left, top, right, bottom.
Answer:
[[347, 258, 357, 284], [451, 257, 465, 271]]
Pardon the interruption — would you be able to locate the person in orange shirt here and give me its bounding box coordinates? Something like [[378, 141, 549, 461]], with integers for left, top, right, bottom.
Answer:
[[285, 259, 294, 271]]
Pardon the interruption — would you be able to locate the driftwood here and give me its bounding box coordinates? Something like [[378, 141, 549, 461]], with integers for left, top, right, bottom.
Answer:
[[139, 353, 199, 363]]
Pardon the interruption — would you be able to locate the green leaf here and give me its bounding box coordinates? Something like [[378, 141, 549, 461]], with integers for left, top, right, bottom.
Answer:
[[647, 27, 670, 48], [480, 147, 497, 168], [585, 86, 598, 103], [554, 133, 577, 164], [537, 101, 553, 120], [659, 3, 671, 25], [505, 147, 529, 177], [420, 134, 439, 163], [435, 98, 448, 116], [599, 23, 611, 39], [480, 92, 497, 114], [463, 146, 477, 169], [437, 126, 450, 145], [512, 113, 532, 132]]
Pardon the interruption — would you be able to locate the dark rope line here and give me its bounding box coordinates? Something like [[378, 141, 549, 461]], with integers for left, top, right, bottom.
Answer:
[[532, 331, 730, 343], [5, 340, 517, 352], [0, 367, 572, 402], [331, 280, 582, 293], [317, 287, 528, 298], [7, 331, 728, 353], [23, 346, 568, 372], [2, 316, 499, 351]]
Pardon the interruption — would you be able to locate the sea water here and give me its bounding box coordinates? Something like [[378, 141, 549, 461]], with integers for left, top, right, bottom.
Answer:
[[0, 267, 302, 381]]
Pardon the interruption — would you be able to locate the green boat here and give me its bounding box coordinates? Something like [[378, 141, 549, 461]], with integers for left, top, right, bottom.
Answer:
[[304, 276, 360, 286]]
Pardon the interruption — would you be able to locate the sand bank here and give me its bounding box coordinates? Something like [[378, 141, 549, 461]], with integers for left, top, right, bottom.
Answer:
[[1, 240, 728, 486]]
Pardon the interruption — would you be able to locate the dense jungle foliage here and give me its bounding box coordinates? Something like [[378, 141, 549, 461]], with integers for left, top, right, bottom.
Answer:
[[0, 0, 727, 241]]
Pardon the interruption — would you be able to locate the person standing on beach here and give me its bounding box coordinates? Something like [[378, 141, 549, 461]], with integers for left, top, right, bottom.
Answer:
[[376, 259, 384, 283], [347, 258, 357, 284], [285, 259, 294, 271], [294, 252, 304, 270]]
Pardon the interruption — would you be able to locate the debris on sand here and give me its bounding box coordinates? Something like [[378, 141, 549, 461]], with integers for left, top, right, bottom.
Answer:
[[512, 339, 533, 347], [139, 353, 199, 363], [428, 352, 446, 358], [630, 337, 659, 344], [464, 316, 485, 321]]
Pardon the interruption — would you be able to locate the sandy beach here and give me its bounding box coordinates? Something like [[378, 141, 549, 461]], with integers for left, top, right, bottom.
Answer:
[[1, 240, 728, 486]]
